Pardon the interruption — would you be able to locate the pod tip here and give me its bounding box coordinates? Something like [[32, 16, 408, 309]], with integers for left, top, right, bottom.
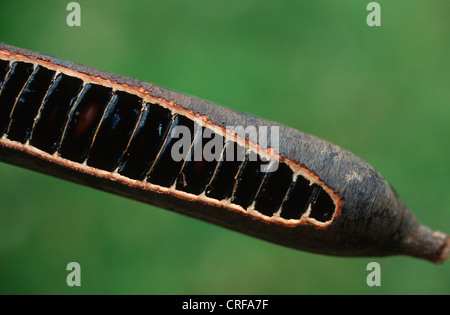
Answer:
[[439, 235, 450, 263], [399, 209, 449, 264]]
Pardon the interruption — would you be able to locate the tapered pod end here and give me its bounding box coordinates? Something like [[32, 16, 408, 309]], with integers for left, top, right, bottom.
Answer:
[[398, 209, 449, 264]]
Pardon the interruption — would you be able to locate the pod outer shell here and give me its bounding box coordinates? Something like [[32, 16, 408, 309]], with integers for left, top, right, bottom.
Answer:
[[0, 43, 448, 263]]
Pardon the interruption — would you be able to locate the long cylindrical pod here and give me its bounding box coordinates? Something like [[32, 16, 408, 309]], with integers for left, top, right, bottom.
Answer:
[[0, 43, 448, 263]]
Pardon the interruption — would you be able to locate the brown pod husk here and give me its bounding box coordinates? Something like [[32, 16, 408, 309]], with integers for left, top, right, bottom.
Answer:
[[0, 43, 448, 263]]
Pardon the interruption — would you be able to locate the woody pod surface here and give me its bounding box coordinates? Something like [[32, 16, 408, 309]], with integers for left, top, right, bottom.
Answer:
[[0, 43, 448, 264]]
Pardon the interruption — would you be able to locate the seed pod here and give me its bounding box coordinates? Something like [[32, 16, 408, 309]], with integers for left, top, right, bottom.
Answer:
[[0, 43, 448, 263]]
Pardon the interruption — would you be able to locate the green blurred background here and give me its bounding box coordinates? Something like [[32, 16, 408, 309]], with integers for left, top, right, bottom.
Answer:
[[0, 0, 448, 294]]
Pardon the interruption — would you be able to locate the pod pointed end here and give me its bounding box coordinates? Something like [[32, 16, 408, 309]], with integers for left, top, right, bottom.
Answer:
[[435, 233, 450, 264], [398, 209, 449, 264]]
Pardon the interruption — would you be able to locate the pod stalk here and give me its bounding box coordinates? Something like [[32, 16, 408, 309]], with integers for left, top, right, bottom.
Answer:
[[398, 208, 450, 264]]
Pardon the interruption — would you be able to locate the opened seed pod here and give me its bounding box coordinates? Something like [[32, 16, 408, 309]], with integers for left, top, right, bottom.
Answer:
[[0, 43, 448, 263]]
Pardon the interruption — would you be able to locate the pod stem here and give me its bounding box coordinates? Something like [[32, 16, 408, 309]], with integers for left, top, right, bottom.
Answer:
[[398, 208, 450, 264]]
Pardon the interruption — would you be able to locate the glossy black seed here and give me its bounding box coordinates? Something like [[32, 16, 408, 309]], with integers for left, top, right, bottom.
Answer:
[[30, 74, 83, 154], [309, 186, 335, 222], [280, 175, 314, 220], [205, 141, 245, 200], [147, 115, 196, 188], [86, 91, 142, 171], [59, 84, 113, 163], [231, 153, 266, 210], [7, 66, 55, 143], [254, 162, 293, 216], [176, 127, 224, 195], [0, 62, 34, 136], [118, 103, 173, 180]]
